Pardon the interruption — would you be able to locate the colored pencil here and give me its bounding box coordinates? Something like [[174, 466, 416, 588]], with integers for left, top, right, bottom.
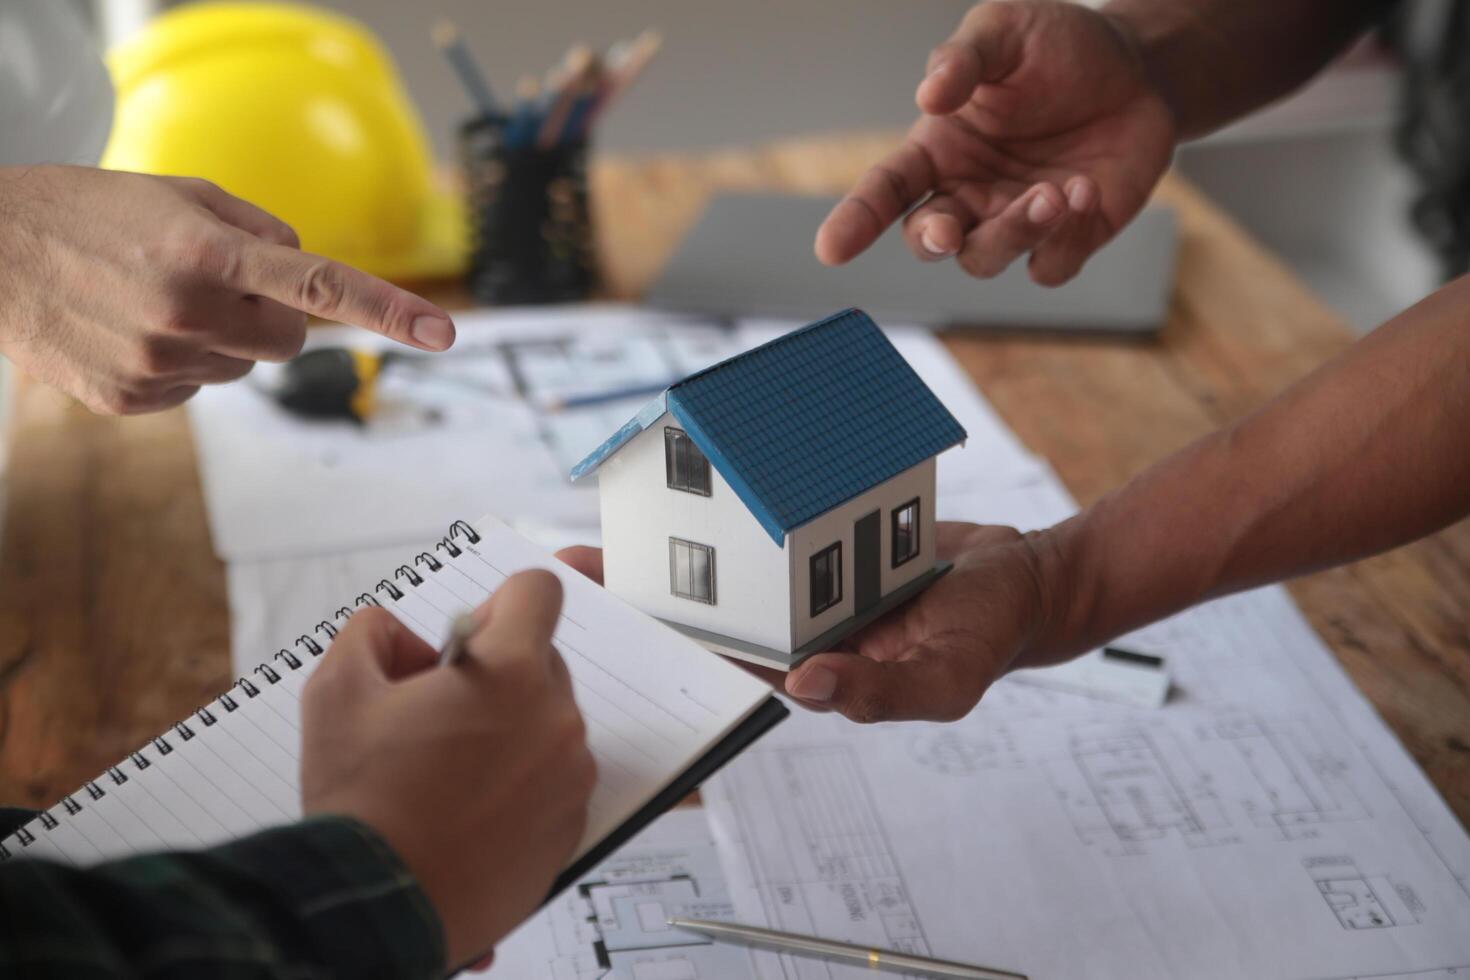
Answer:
[[453, 28, 661, 148], [591, 28, 662, 122], [505, 76, 542, 148], [432, 19, 500, 118], [538, 46, 598, 149]]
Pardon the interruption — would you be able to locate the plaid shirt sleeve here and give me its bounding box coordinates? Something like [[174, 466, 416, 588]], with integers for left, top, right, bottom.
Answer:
[[0, 813, 446, 979]]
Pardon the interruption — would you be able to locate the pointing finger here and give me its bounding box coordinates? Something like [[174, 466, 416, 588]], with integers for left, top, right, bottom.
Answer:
[[227, 234, 457, 352], [815, 141, 938, 266]]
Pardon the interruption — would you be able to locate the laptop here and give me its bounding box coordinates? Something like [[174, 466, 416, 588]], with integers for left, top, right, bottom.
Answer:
[[645, 193, 1177, 334]]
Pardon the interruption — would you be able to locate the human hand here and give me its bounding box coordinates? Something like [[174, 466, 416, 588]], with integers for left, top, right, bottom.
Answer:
[[300, 570, 596, 969], [0, 165, 457, 414], [815, 0, 1175, 285], [558, 524, 1055, 723], [781, 523, 1058, 722]]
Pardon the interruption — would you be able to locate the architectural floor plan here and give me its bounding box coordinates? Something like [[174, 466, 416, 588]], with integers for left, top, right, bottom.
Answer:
[[481, 808, 758, 980], [201, 308, 1470, 979], [702, 488, 1470, 980]]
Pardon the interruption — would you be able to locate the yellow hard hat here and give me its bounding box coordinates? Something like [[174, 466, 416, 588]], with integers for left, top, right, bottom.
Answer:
[[102, 2, 466, 282]]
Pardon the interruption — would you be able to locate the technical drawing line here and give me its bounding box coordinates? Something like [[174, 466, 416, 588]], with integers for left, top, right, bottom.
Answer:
[[1269, 603, 1470, 901]]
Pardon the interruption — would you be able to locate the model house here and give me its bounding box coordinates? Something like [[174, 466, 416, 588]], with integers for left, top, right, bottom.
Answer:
[[570, 308, 968, 668]]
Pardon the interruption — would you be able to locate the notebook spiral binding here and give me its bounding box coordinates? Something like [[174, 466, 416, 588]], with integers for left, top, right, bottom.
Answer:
[[0, 518, 484, 862]]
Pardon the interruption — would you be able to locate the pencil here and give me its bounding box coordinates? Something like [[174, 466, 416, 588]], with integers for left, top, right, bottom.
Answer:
[[506, 75, 542, 148], [591, 28, 661, 121], [538, 45, 598, 149], [545, 380, 679, 413], [432, 19, 500, 117], [438, 613, 478, 667], [667, 918, 1027, 980]]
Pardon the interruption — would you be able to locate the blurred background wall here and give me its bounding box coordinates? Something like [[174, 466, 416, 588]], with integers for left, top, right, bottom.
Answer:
[[305, 0, 980, 158], [91, 0, 1442, 332]]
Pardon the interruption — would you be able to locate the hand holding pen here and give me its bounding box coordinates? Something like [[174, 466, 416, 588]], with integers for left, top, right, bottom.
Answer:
[[300, 570, 595, 970]]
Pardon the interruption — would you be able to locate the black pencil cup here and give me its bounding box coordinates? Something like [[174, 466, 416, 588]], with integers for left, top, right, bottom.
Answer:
[[460, 116, 598, 305]]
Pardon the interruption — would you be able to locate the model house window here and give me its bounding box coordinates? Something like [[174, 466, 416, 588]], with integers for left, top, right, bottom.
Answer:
[[810, 542, 842, 616], [669, 538, 716, 604], [892, 498, 920, 567], [664, 427, 712, 495]]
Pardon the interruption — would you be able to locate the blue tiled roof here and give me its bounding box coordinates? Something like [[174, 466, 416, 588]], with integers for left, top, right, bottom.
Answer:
[[570, 309, 967, 544]]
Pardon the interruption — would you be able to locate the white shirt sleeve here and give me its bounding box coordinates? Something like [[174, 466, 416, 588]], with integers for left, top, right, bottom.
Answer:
[[0, 0, 114, 167]]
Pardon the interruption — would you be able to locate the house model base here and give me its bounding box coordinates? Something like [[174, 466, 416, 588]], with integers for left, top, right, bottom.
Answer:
[[659, 561, 953, 672]]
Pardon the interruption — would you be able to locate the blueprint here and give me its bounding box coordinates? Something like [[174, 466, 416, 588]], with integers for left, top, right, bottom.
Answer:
[[479, 807, 760, 980], [703, 479, 1470, 980], [189, 307, 735, 563], [207, 308, 1470, 977]]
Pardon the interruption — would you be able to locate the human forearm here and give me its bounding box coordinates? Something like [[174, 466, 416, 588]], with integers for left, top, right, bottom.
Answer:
[[1026, 275, 1470, 662], [1101, 0, 1391, 138]]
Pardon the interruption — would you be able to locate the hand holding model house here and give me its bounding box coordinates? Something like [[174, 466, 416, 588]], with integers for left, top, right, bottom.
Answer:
[[560, 309, 1050, 723]]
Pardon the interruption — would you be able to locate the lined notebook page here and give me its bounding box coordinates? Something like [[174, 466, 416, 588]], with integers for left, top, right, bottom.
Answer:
[[0, 515, 774, 866]]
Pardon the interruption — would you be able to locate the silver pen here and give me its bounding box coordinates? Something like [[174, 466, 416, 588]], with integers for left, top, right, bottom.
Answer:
[[666, 917, 1027, 980], [437, 614, 478, 667]]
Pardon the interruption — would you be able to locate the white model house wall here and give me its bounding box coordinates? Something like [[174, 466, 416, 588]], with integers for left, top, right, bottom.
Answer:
[[595, 417, 793, 652], [787, 458, 936, 650]]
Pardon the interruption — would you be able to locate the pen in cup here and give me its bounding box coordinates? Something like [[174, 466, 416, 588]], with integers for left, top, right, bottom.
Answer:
[[433, 19, 501, 118]]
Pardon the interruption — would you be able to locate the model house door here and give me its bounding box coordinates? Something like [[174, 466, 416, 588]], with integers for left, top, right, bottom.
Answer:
[[854, 509, 881, 613]]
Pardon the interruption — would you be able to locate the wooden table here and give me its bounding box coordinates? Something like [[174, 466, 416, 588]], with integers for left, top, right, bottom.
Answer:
[[2, 133, 1467, 826]]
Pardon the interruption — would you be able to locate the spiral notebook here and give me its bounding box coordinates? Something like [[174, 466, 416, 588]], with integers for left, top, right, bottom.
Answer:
[[0, 514, 787, 900]]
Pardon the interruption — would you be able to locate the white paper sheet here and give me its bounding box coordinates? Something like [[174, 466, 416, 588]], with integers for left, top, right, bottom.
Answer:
[[188, 307, 739, 561], [703, 476, 1470, 980], [482, 807, 760, 979]]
